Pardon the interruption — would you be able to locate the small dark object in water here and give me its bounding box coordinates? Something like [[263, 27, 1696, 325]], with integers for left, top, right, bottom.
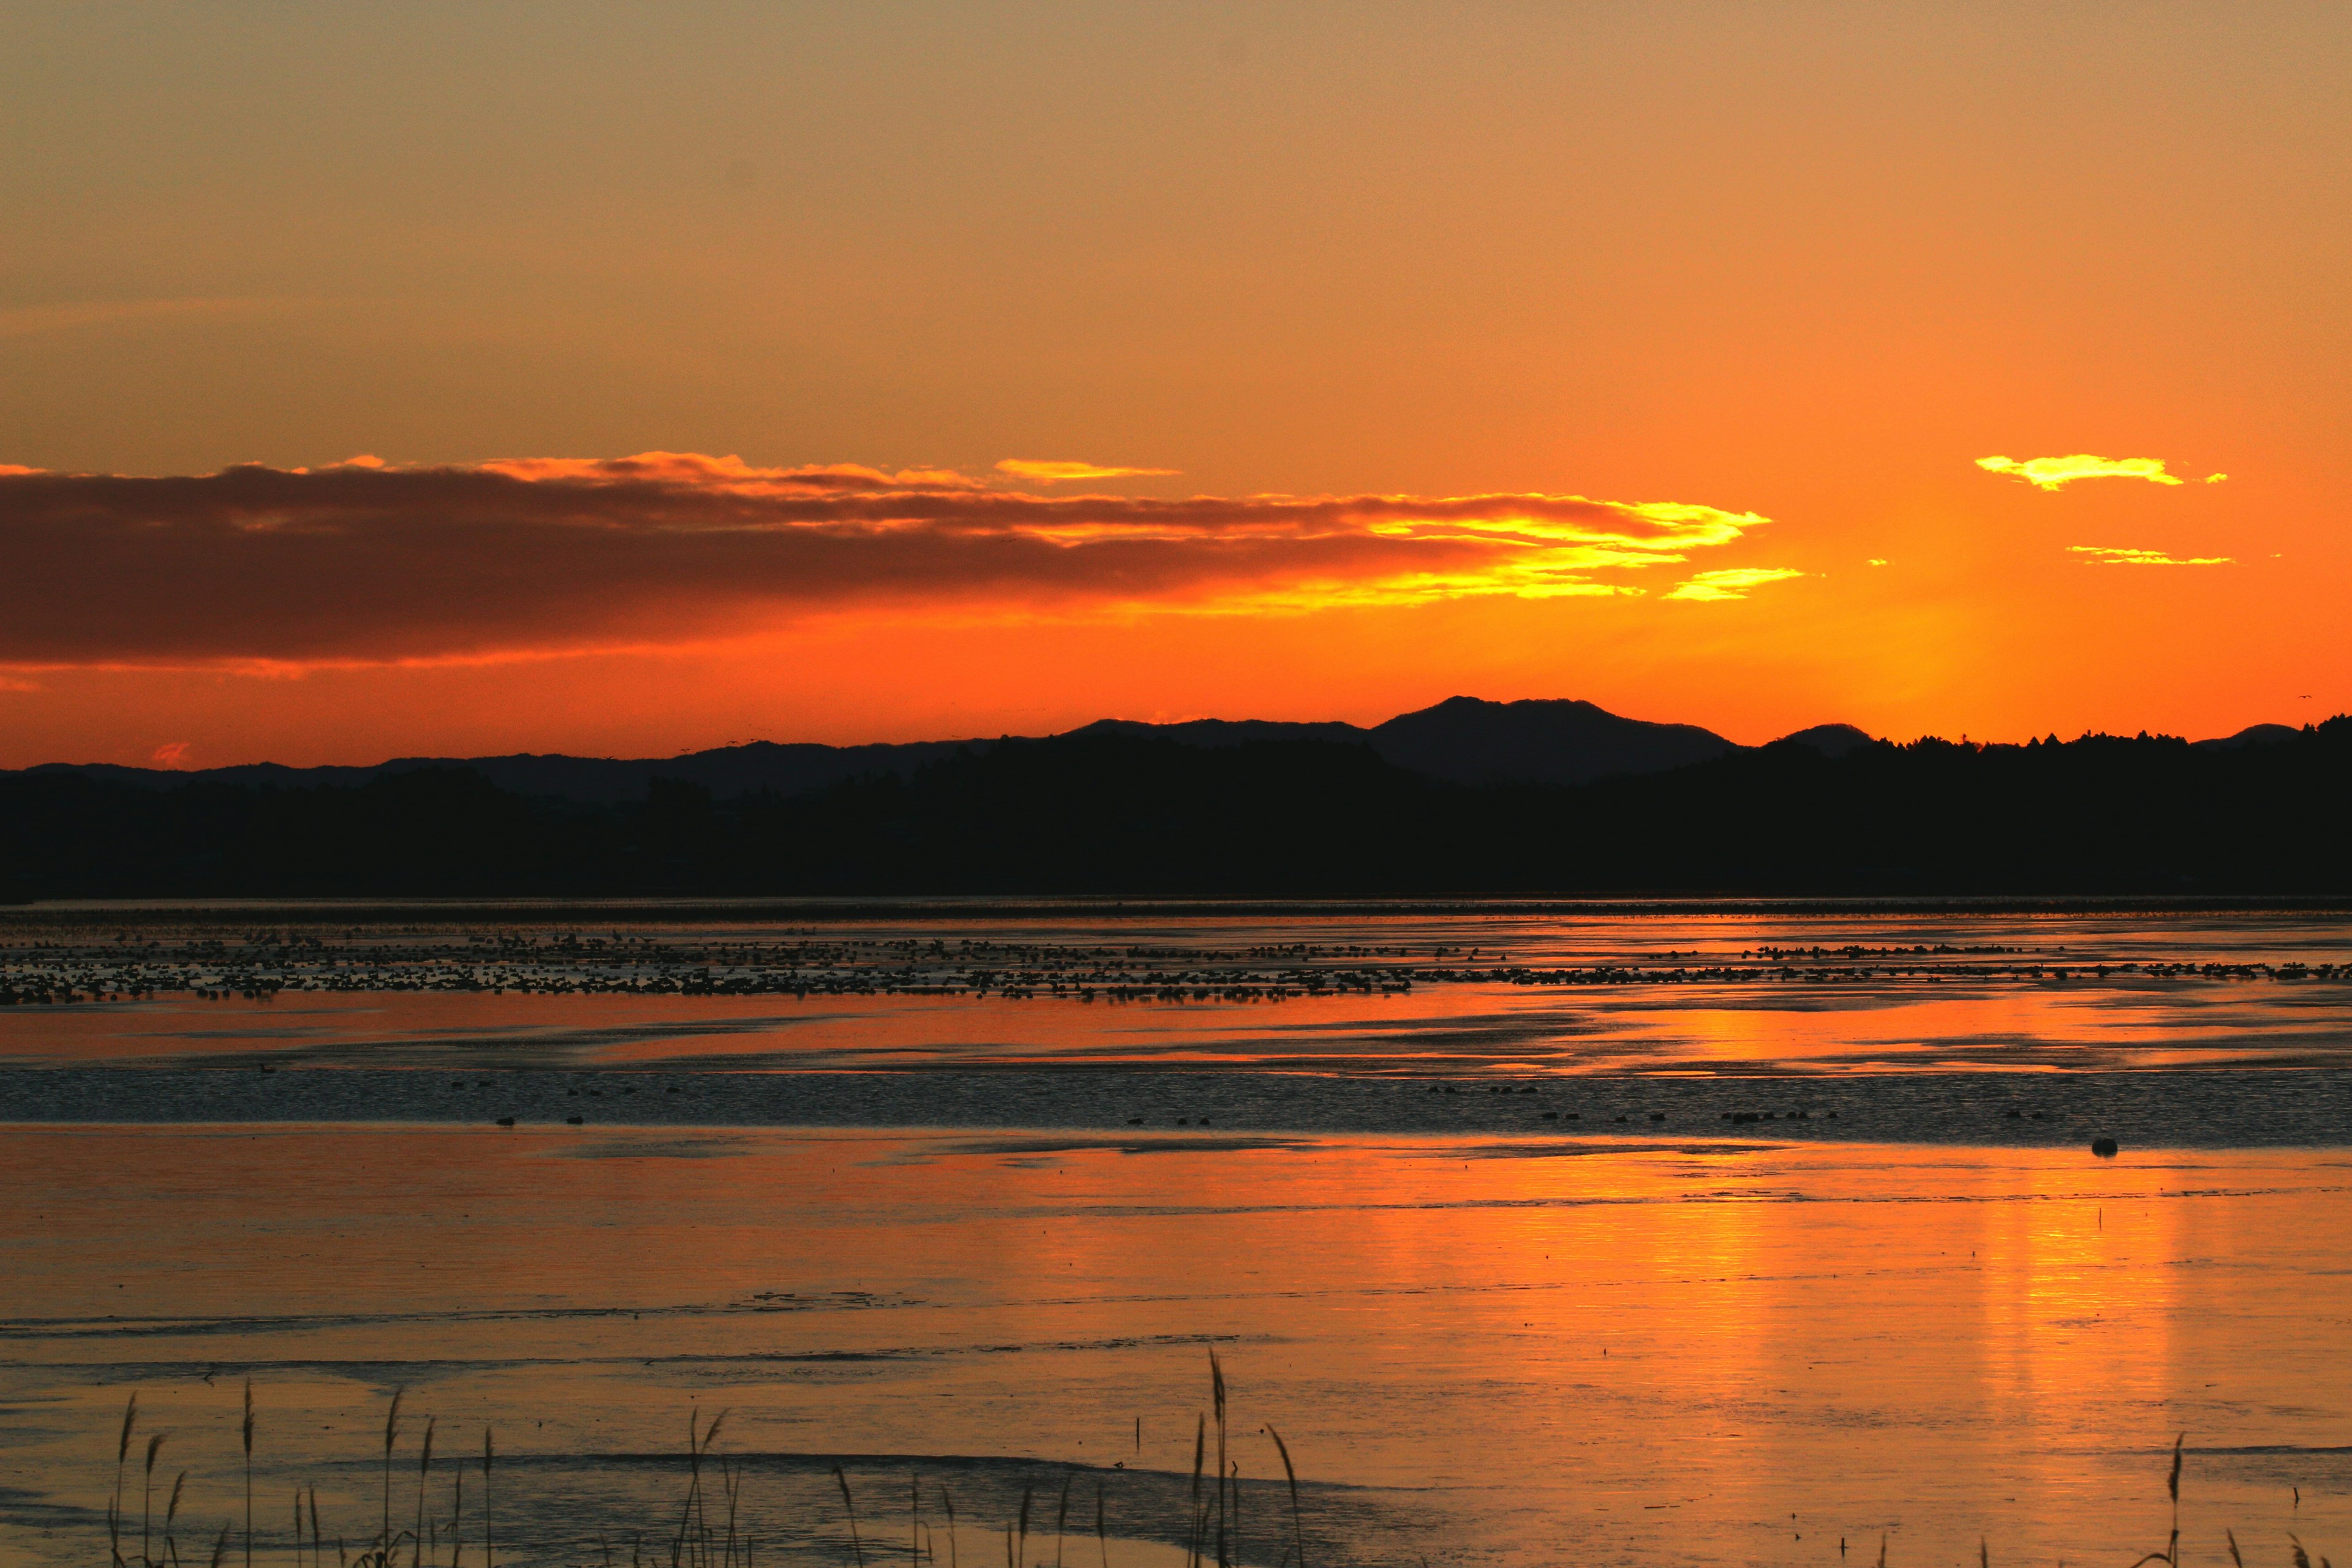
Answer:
[[1542, 1111, 1558, 1120], [666, 1085, 680, 1093], [495, 1117, 515, 1128], [2005, 1109, 2022, 1118], [1127, 1117, 1143, 1125], [1198, 1117, 1210, 1126], [565, 1115, 584, 1125], [1176, 1117, 1188, 1125], [2091, 1137, 2119, 1157], [1649, 1112, 1665, 1121]]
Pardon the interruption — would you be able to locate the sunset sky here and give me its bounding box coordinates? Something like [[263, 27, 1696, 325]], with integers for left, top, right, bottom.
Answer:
[[4, 2, 2347, 768]]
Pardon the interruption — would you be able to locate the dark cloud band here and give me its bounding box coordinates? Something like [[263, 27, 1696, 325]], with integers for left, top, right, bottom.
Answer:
[[0, 455, 1769, 665]]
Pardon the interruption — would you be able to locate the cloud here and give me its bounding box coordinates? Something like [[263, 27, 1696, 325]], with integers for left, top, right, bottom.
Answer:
[[0, 676, 39, 693], [995, 459, 1182, 483], [0, 454, 1770, 666], [2067, 546, 2233, 567], [1977, 454, 2222, 491], [1664, 567, 1805, 602]]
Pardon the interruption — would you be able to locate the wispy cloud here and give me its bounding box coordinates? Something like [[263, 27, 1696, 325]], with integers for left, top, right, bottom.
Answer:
[[1664, 567, 1804, 602], [2068, 546, 2233, 567], [1977, 454, 2223, 491], [995, 459, 1182, 483], [0, 454, 1770, 665]]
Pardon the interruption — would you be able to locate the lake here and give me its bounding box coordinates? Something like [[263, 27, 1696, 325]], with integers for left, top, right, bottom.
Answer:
[[2, 902, 2348, 1568]]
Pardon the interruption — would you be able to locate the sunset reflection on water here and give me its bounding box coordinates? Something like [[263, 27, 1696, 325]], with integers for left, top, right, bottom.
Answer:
[[3, 1126, 2345, 1567]]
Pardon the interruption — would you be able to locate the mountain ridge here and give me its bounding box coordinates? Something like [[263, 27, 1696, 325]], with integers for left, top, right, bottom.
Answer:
[[10, 699, 2316, 804]]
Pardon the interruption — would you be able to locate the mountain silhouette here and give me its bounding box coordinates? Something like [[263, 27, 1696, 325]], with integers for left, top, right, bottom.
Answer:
[[1771, 723, 1878, 758], [2193, 723, 2302, 751], [1366, 695, 1736, 784], [7, 717, 2350, 897], [22, 702, 2308, 805], [20, 695, 1763, 799]]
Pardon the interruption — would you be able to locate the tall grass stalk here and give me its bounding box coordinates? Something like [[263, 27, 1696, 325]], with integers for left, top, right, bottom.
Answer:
[[380, 1388, 405, 1557], [835, 1465, 866, 1568], [144, 1430, 167, 1567], [111, 1393, 138, 1568], [941, 1488, 958, 1568], [165, 1466, 187, 1566], [412, 1417, 436, 1568], [1210, 1354, 1228, 1568], [243, 1382, 255, 1568], [481, 1427, 494, 1568], [1185, 1415, 1205, 1568], [1265, 1423, 1303, 1568]]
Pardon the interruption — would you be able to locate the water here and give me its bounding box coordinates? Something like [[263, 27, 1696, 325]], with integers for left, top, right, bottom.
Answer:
[[3, 903, 2350, 1567]]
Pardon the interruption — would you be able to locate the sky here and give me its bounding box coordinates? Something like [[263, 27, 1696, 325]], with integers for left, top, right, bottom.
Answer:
[[3, 1, 2348, 768]]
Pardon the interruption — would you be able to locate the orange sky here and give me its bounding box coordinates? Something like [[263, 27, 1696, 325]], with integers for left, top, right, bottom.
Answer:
[[3, 4, 2347, 767]]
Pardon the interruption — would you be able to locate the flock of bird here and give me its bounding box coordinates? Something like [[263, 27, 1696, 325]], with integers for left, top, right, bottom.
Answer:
[[0, 925, 2343, 1008]]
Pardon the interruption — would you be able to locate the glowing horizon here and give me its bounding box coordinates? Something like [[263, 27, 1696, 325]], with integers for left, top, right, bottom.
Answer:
[[1, 5, 2343, 767]]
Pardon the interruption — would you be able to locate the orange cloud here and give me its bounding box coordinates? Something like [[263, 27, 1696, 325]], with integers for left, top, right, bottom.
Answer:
[[995, 459, 1182, 483], [0, 454, 1770, 666], [1976, 454, 2222, 491], [2067, 546, 2233, 567], [1664, 567, 1805, 602]]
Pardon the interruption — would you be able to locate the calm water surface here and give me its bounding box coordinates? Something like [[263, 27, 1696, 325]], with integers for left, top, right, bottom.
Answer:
[[2, 905, 2348, 1566]]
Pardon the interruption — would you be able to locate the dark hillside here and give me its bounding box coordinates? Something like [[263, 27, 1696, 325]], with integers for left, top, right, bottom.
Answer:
[[2, 720, 2346, 897]]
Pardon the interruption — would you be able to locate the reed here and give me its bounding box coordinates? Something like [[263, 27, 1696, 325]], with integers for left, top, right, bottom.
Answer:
[[111, 1392, 138, 1568], [483, 1425, 496, 1568], [101, 1361, 2337, 1568], [836, 1464, 867, 1568], [1210, 1354, 1228, 1568], [243, 1382, 254, 1568], [1264, 1423, 1303, 1568], [383, 1387, 405, 1558], [1185, 1414, 1205, 1568], [144, 1430, 166, 1568], [165, 1466, 187, 1566]]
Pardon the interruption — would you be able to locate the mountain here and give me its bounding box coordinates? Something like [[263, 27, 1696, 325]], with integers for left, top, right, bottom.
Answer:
[[2194, 723, 2304, 751], [13, 696, 1756, 798], [1772, 723, 1878, 758], [1366, 696, 1735, 785], [28, 739, 990, 805], [1071, 698, 1741, 785], [7, 717, 2351, 897]]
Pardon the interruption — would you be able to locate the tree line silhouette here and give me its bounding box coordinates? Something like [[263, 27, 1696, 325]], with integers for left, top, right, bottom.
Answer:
[[4, 719, 2348, 897]]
